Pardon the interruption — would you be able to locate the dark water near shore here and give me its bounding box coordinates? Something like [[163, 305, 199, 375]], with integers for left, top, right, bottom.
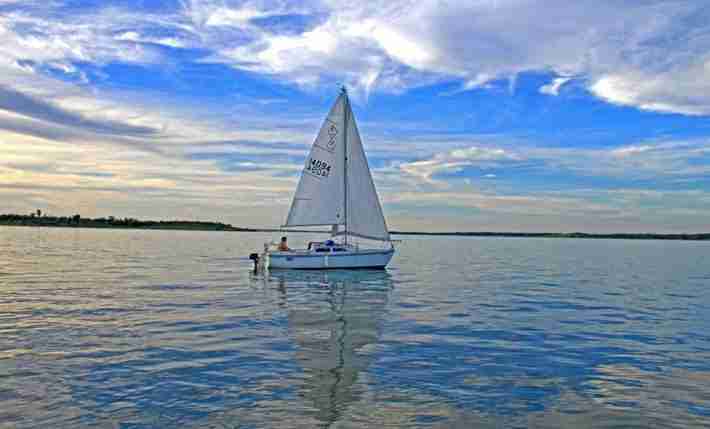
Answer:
[[1, 226, 709, 428]]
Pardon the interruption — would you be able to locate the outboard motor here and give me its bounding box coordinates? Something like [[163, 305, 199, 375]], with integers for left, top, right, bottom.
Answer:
[[249, 253, 260, 273]]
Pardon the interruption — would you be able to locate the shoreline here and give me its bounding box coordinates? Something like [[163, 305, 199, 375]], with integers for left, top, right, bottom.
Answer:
[[1, 221, 708, 241]]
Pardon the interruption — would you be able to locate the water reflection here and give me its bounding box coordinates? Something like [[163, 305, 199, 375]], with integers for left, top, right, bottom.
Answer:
[[267, 269, 392, 427], [3, 228, 710, 428]]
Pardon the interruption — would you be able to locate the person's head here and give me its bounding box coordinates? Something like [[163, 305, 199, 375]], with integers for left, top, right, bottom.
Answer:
[[281, 236, 287, 243]]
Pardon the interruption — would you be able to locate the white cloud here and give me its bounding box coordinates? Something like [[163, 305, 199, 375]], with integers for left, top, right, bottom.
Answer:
[[182, 0, 314, 28], [204, 7, 267, 27], [449, 147, 512, 161], [507, 140, 710, 181], [540, 77, 571, 96], [115, 31, 186, 48], [610, 145, 654, 157], [0, 9, 164, 67], [398, 145, 519, 185], [590, 60, 710, 115], [391, 138, 710, 191], [3, 1, 708, 113], [183, 0, 710, 113], [389, 190, 618, 217]]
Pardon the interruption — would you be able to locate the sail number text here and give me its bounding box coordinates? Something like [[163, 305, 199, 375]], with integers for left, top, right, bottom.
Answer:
[[306, 158, 331, 178]]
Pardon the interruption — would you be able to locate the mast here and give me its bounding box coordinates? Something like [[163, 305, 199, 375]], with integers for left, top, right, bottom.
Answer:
[[342, 86, 348, 246]]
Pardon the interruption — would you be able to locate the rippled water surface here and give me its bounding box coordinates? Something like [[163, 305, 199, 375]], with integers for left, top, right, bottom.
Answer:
[[2, 227, 710, 428]]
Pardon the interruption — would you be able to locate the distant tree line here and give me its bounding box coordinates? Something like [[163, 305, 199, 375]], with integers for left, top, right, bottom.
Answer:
[[0, 212, 250, 231], [2, 211, 709, 240], [389, 230, 710, 240]]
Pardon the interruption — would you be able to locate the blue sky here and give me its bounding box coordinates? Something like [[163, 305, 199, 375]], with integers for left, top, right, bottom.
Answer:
[[1, 0, 710, 232]]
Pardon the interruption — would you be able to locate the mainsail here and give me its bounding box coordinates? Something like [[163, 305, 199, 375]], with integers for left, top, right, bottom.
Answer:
[[283, 89, 390, 242], [284, 93, 346, 227]]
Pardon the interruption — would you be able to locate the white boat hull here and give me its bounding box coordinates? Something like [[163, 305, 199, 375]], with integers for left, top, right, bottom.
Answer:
[[268, 248, 394, 270]]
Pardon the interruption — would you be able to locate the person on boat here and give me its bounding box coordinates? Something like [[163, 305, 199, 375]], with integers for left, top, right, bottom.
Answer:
[[277, 236, 290, 251]]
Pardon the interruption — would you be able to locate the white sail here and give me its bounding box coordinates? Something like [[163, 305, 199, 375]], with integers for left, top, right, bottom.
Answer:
[[284, 94, 346, 227], [284, 90, 390, 242], [342, 97, 390, 242]]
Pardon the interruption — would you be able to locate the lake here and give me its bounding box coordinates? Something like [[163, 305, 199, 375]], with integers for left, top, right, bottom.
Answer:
[[1, 226, 709, 428]]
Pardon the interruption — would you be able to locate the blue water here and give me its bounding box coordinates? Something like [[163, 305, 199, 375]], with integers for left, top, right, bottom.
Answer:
[[1, 227, 709, 428]]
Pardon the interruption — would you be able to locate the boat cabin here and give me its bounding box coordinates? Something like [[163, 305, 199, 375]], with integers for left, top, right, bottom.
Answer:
[[308, 240, 348, 253]]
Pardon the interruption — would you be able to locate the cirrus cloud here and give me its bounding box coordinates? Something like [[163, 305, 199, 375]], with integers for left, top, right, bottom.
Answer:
[[190, 0, 710, 114], [2, 1, 709, 114]]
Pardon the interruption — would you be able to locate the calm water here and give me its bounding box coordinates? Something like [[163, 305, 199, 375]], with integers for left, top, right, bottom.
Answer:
[[1, 227, 710, 428]]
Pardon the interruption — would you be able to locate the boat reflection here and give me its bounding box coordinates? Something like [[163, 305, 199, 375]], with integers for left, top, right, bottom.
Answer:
[[266, 269, 392, 427]]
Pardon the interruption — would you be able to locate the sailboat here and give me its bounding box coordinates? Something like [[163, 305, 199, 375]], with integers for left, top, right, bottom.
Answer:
[[254, 87, 395, 270]]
